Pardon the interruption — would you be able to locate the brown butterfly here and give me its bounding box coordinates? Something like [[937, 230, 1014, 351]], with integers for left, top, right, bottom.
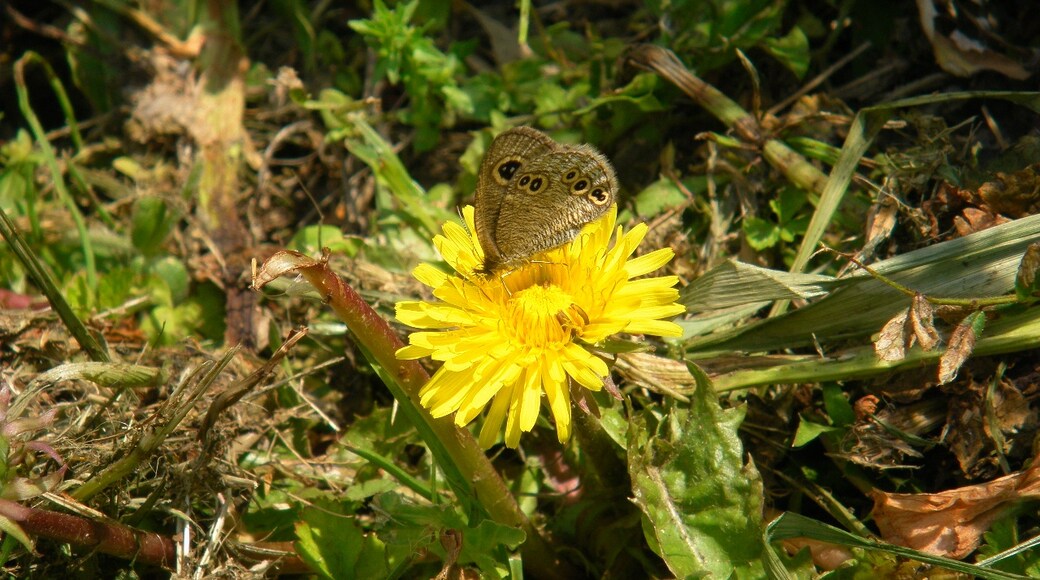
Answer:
[[473, 127, 617, 276]]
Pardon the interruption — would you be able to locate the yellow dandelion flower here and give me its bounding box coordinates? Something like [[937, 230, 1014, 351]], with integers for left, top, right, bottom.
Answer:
[[395, 205, 685, 448]]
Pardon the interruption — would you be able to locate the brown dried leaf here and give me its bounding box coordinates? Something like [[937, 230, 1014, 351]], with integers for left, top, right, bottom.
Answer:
[[1016, 242, 1040, 302], [252, 249, 326, 289], [987, 380, 1035, 442], [614, 352, 696, 399], [853, 395, 880, 421], [938, 311, 985, 385], [875, 310, 909, 361], [865, 198, 898, 249], [843, 399, 944, 469], [871, 462, 1040, 559], [944, 380, 988, 475], [855, 196, 899, 263], [915, 0, 1032, 80], [978, 163, 1040, 218], [845, 419, 923, 469], [779, 537, 853, 571], [909, 294, 939, 351], [928, 34, 1032, 80], [953, 207, 1008, 237], [947, 376, 1038, 477], [571, 380, 600, 418]]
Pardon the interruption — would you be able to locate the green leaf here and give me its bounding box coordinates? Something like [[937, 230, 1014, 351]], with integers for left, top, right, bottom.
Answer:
[[744, 216, 780, 250], [694, 213, 1040, 355], [0, 515, 33, 553], [344, 478, 400, 502], [459, 519, 526, 577], [341, 119, 449, 238], [572, 73, 665, 116], [346, 0, 466, 149], [773, 187, 810, 225], [680, 259, 839, 312], [289, 225, 362, 257], [629, 362, 767, 579], [142, 301, 203, 346], [372, 494, 521, 578], [296, 505, 388, 580], [132, 197, 176, 256], [150, 256, 190, 303], [822, 383, 855, 428], [976, 514, 1040, 575], [632, 177, 694, 217], [763, 27, 810, 79], [791, 418, 840, 447]]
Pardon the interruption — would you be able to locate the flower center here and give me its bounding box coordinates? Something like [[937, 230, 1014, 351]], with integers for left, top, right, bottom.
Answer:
[[505, 284, 581, 347]]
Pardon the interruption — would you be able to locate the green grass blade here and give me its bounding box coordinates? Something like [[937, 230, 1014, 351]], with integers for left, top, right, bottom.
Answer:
[[13, 52, 97, 293], [0, 205, 109, 362], [788, 90, 1040, 276], [343, 119, 445, 238], [690, 213, 1040, 355], [784, 91, 1040, 306]]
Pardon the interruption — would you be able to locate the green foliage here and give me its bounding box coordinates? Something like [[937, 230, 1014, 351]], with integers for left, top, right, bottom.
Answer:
[[976, 515, 1040, 575], [743, 186, 812, 253], [6, 0, 1040, 577], [140, 273, 226, 346], [65, 4, 121, 113], [792, 385, 853, 446], [289, 225, 363, 257], [629, 364, 767, 578], [0, 131, 42, 219], [763, 26, 811, 78], [244, 405, 527, 578], [296, 503, 390, 579], [647, 0, 810, 75], [349, 0, 472, 150], [632, 176, 702, 217], [131, 197, 180, 258]]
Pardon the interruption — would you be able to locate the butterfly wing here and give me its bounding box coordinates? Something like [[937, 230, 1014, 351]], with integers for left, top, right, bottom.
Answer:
[[474, 127, 556, 270], [488, 143, 617, 269]]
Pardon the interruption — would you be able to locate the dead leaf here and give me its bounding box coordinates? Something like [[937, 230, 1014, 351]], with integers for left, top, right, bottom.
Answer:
[[615, 352, 696, 399], [1015, 243, 1040, 301], [780, 536, 853, 571], [571, 380, 600, 418], [985, 379, 1035, 443], [874, 298, 938, 362], [875, 310, 909, 361], [436, 529, 477, 580], [861, 196, 899, 258], [946, 374, 1037, 477], [978, 163, 1040, 218], [854, 395, 880, 421], [944, 379, 989, 475], [909, 294, 939, 351], [844, 399, 943, 469], [915, 0, 1031, 80], [872, 461, 1040, 559], [953, 207, 1009, 237], [938, 311, 985, 385]]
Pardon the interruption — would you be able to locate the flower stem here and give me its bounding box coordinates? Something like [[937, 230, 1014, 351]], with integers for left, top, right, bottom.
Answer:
[[253, 251, 574, 578]]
